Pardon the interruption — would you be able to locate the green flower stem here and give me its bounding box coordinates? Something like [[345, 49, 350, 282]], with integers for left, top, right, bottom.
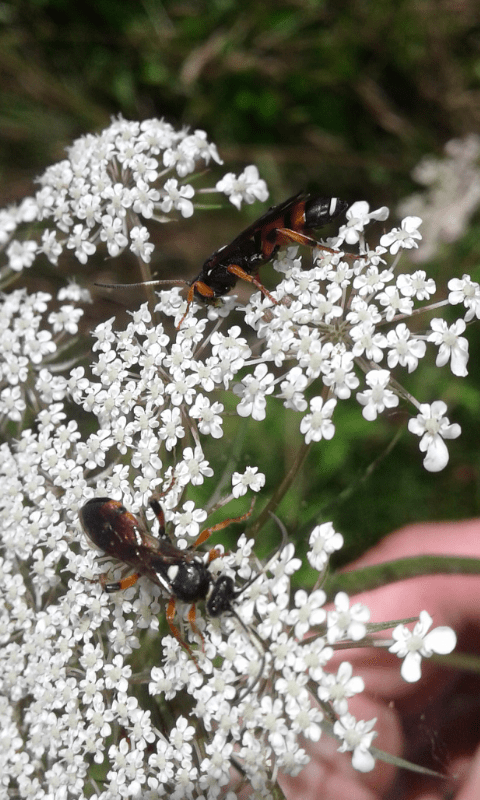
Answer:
[[324, 555, 480, 598]]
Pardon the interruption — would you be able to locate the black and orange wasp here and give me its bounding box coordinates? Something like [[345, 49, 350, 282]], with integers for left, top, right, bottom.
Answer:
[[184, 191, 348, 311], [79, 495, 254, 661], [97, 191, 348, 325]]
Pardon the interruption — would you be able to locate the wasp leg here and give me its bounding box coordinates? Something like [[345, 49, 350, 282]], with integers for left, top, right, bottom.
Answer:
[[193, 499, 254, 548], [177, 281, 215, 329], [148, 477, 177, 535], [190, 280, 215, 300], [100, 572, 141, 593], [166, 596, 199, 664], [205, 546, 223, 564], [225, 265, 278, 304], [273, 227, 339, 254], [187, 603, 205, 651], [148, 498, 166, 536]]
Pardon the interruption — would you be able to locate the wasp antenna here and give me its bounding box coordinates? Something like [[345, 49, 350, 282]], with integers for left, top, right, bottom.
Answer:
[[94, 279, 189, 290], [229, 754, 248, 779], [233, 514, 287, 600]]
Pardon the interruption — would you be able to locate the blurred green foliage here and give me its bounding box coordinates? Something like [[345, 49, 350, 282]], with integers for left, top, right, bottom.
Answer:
[[4, 0, 480, 194], [2, 0, 480, 564]]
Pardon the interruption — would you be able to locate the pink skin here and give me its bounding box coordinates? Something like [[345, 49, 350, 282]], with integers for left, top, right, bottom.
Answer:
[[280, 518, 480, 800]]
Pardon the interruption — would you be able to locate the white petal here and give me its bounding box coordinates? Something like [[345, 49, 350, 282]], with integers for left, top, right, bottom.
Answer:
[[352, 746, 376, 772], [423, 435, 449, 472], [401, 651, 422, 683], [424, 627, 457, 655]]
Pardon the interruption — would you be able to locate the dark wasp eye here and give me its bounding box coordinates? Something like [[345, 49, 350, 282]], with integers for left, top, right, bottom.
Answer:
[[206, 575, 236, 618]]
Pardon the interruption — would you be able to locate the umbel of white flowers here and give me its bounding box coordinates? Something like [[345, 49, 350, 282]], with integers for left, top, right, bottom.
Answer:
[[0, 116, 469, 798]]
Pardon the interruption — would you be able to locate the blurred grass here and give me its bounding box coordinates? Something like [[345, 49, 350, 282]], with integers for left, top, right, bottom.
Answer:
[[2, 0, 480, 564]]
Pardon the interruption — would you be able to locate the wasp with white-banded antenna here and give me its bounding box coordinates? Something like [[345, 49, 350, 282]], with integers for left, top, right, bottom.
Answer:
[[97, 191, 348, 326]]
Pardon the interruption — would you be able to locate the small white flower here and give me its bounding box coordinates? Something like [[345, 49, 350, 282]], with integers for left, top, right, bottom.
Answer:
[[318, 661, 365, 715], [103, 654, 132, 693], [130, 225, 155, 262], [334, 712, 377, 772], [386, 322, 426, 373], [408, 400, 461, 471], [356, 369, 398, 421], [342, 201, 389, 245], [322, 351, 360, 399], [311, 287, 343, 326], [380, 216, 422, 254], [376, 284, 413, 321], [216, 165, 268, 210], [397, 269, 436, 300], [165, 369, 198, 406], [279, 367, 308, 411], [0, 207, 17, 245], [102, 182, 133, 217], [448, 274, 480, 322], [160, 178, 195, 218], [257, 695, 289, 750], [428, 318, 469, 377], [41, 229, 63, 265], [327, 592, 370, 644], [182, 129, 223, 166], [300, 396, 336, 444], [234, 363, 274, 421], [176, 446, 213, 486], [6, 239, 38, 271], [48, 305, 84, 335], [77, 193, 102, 227], [189, 394, 224, 439], [23, 329, 56, 364], [389, 610, 456, 683], [232, 466, 265, 497], [307, 522, 344, 571], [352, 264, 393, 296], [350, 323, 386, 363], [172, 501, 207, 538], [287, 589, 326, 638], [66, 224, 96, 264], [99, 214, 128, 257]]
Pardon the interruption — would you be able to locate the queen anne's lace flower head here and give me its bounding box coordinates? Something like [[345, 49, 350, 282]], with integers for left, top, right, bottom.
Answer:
[[0, 119, 466, 797]]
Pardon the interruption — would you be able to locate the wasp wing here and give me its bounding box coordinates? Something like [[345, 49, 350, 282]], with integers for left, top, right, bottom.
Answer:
[[203, 191, 308, 266]]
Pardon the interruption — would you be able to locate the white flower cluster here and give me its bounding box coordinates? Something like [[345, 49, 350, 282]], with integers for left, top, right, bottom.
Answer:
[[166, 200, 475, 472], [0, 119, 466, 798], [0, 425, 456, 798], [0, 116, 267, 276]]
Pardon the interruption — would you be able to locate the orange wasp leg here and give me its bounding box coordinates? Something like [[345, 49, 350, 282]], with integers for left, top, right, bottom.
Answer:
[[166, 596, 201, 665], [272, 227, 339, 255], [226, 264, 278, 305], [187, 603, 205, 649], [176, 281, 216, 329], [99, 571, 141, 593], [193, 498, 255, 549]]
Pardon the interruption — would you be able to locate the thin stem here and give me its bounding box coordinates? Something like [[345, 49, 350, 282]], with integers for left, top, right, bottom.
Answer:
[[324, 554, 480, 598], [248, 439, 311, 539]]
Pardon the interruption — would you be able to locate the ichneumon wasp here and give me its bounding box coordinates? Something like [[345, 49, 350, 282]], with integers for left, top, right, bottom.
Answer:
[[96, 191, 348, 325], [79, 494, 257, 663], [183, 191, 348, 311]]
